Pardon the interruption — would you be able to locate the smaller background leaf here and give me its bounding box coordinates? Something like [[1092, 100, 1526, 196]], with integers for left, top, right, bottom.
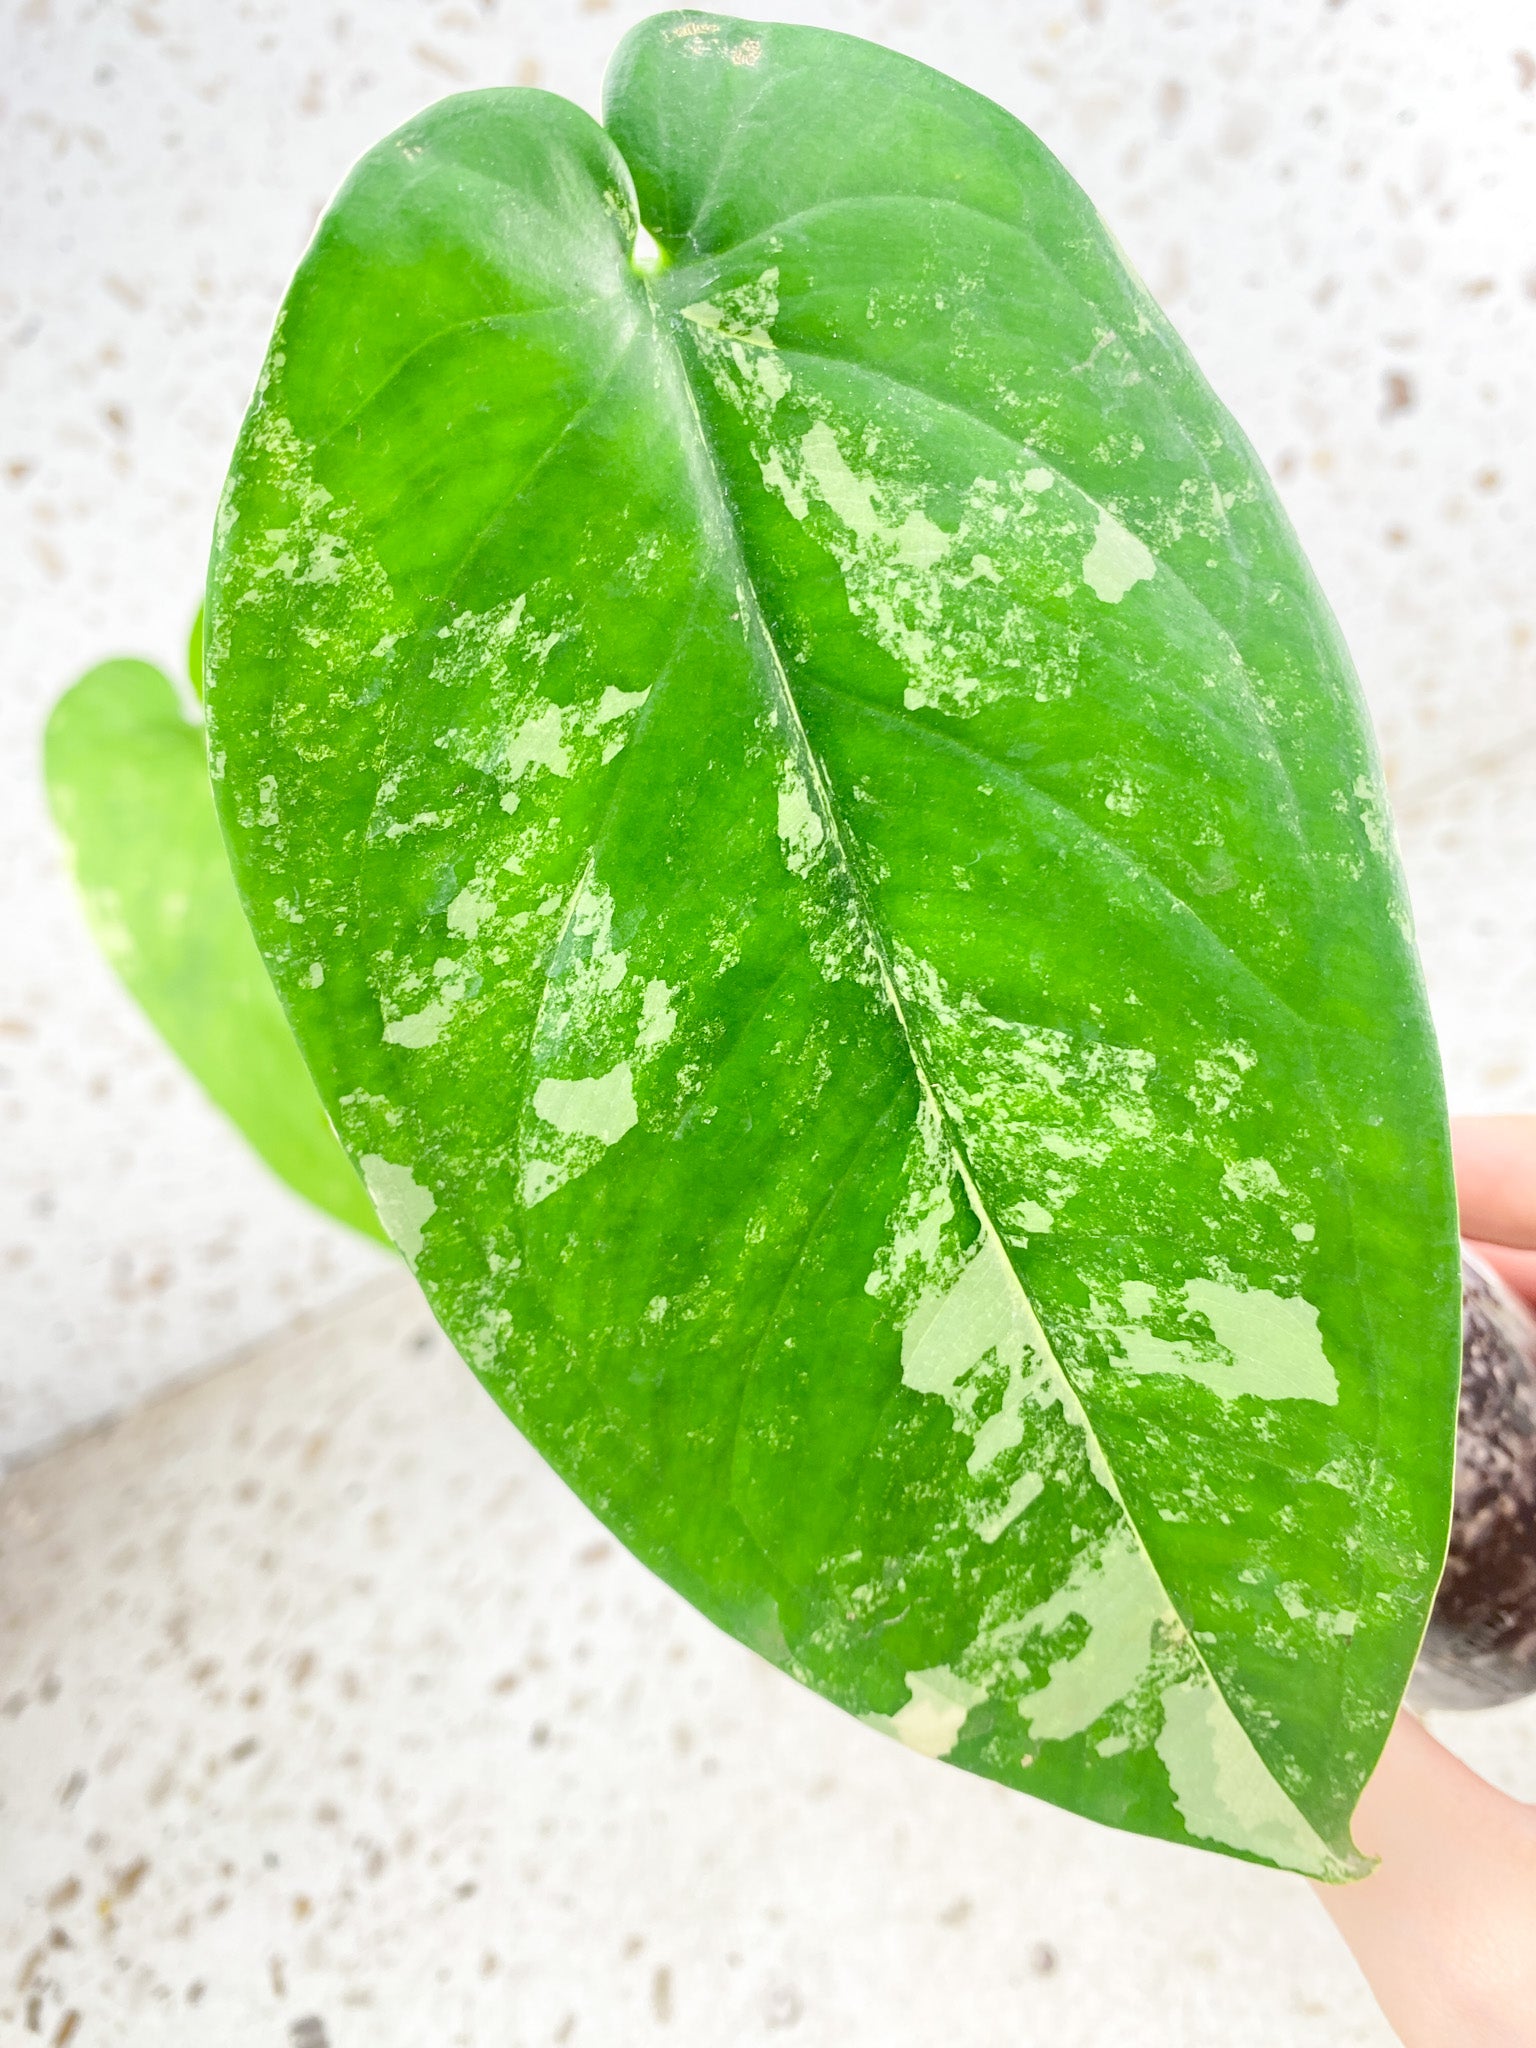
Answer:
[[44, 655, 388, 1245], [187, 605, 205, 703]]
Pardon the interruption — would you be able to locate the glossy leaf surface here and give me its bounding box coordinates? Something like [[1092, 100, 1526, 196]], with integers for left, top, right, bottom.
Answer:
[[207, 13, 1459, 1874], [45, 658, 387, 1244]]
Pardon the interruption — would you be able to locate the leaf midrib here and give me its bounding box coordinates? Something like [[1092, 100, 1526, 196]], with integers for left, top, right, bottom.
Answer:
[[631, 257, 1328, 1844], [655, 264, 1312, 873], [654, 214, 1391, 1600], [664, 187, 1250, 578]]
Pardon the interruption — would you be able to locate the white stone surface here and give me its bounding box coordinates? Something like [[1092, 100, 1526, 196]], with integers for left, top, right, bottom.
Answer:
[[7, 0, 1536, 1464], [7, 12, 1535, 2037], [12, 1275, 1528, 2048], [5, 1, 1536, 1462]]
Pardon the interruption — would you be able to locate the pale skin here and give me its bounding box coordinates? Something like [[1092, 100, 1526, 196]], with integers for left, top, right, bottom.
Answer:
[[1312, 1117, 1536, 2047]]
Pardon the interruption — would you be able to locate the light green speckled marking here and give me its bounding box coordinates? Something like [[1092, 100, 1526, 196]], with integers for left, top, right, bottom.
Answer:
[[900, 1231, 1053, 1475], [636, 978, 678, 1051], [1001, 1197, 1053, 1236], [446, 884, 493, 941], [504, 701, 571, 785], [1081, 504, 1156, 603], [1189, 1280, 1339, 1404], [776, 761, 827, 876], [596, 682, 651, 725], [1113, 1279, 1339, 1406], [977, 1468, 1045, 1544], [523, 1057, 640, 1209], [533, 1063, 638, 1144], [360, 1153, 436, 1264], [1220, 1155, 1285, 1204], [1353, 772, 1390, 857], [382, 958, 472, 1048], [797, 422, 951, 570], [1156, 1680, 1338, 1873], [865, 1665, 989, 1759], [1013, 1528, 1165, 1742], [875, 1110, 1341, 1869], [517, 862, 685, 1209]]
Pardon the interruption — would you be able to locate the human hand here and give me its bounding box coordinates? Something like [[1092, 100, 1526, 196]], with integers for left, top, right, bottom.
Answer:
[[1312, 1116, 1536, 2048], [1454, 1115, 1536, 1313]]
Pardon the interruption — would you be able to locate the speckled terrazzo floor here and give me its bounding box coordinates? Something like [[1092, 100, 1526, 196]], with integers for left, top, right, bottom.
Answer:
[[3, 1277, 1533, 2047], [8, 0, 1536, 1464]]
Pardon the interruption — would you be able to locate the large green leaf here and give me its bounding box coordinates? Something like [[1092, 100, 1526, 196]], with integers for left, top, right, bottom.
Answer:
[[205, 13, 1459, 1875], [44, 657, 387, 1244]]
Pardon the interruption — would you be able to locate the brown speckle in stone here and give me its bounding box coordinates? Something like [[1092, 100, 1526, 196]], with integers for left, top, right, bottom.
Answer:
[[412, 42, 467, 78], [1030, 1941, 1060, 1975], [764, 1984, 803, 2029], [44, 1879, 80, 1913], [939, 1897, 972, 1926], [651, 1965, 673, 2022]]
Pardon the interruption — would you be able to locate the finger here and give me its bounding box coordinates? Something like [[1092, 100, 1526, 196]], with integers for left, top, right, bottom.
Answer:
[[1451, 1117, 1536, 1251], [1312, 1713, 1536, 2047], [1464, 1239, 1536, 1311]]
